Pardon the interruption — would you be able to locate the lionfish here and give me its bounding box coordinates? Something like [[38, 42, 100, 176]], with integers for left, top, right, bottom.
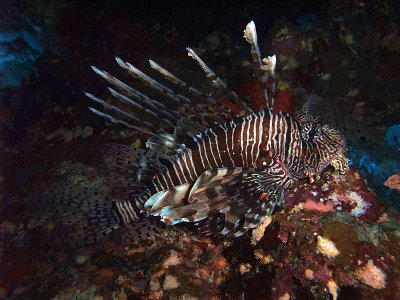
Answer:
[[34, 21, 349, 248]]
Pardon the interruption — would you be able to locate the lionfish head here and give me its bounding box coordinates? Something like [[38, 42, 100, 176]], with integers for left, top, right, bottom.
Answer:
[[297, 112, 349, 178]]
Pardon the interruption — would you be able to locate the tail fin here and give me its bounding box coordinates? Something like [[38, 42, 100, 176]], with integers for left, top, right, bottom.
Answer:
[[27, 156, 161, 249], [29, 180, 121, 248], [29, 180, 166, 249]]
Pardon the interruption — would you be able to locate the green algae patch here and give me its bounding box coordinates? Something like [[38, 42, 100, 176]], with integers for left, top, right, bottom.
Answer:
[[166, 272, 213, 299], [321, 220, 360, 264]]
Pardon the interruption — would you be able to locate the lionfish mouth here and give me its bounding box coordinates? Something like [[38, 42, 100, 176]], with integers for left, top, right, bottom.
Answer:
[[304, 151, 349, 183], [330, 153, 350, 175]]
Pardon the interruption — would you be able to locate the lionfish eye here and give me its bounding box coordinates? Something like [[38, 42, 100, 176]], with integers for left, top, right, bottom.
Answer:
[[308, 128, 316, 141], [301, 122, 315, 141]]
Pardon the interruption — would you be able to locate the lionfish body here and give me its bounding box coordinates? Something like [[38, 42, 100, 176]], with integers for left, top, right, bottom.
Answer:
[[35, 21, 349, 247]]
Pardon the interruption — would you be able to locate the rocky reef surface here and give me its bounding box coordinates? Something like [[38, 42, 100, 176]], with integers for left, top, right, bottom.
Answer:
[[3, 165, 400, 299]]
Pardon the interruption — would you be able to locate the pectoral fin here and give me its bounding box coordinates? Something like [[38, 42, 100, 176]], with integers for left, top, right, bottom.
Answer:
[[145, 167, 285, 236]]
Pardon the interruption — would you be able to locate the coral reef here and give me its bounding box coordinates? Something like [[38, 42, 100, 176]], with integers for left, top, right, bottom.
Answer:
[[385, 172, 400, 191], [4, 166, 398, 299], [316, 235, 340, 258], [356, 260, 387, 290]]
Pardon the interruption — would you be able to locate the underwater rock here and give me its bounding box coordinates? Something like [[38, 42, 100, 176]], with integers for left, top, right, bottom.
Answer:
[[0, 4, 44, 88], [296, 13, 322, 33], [75, 255, 88, 265], [251, 215, 272, 245], [52, 286, 102, 300], [385, 124, 400, 151], [231, 162, 400, 299], [239, 263, 251, 275], [254, 249, 273, 264], [0, 248, 32, 298], [327, 279, 339, 300], [45, 125, 94, 143], [270, 21, 304, 57], [301, 199, 334, 213], [285, 167, 382, 224]]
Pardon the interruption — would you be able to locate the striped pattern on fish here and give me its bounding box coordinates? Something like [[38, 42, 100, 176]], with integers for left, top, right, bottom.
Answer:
[[147, 111, 303, 193], [110, 107, 347, 236], [32, 21, 349, 247]]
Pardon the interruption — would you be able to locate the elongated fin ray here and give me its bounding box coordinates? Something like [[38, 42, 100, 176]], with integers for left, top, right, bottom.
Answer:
[[174, 115, 210, 138], [145, 168, 284, 236], [186, 47, 254, 115], [243, 21, 262, 66], [89, 64, 232, 157], [87, 106, 187, 156], [88, 41, 260, 145], [116, 56, 199, 116], [91, 65, 155, 104], [149, 59, 232, 118], [114, 57, 228, 134], [88, 106, 159, 137], [115, 57, 177, 99], [87, 90, 193, 169], [244, 21, 278, 110], [261, 55, 277, 109], [107, 87, 160, 120], [243, 20, 271, 109], [186, 47, 228, 89], [85, 92, 156, 129], [91, 65, 179, 124]]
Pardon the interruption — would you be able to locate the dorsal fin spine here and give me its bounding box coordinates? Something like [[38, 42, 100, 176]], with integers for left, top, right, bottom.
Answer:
[[148, 59, 234, 118], [186, 47, 227, 88], [90, 65, 180, 124], [186, 47, 253, 115], [85, 93, 156, 129], [243, 20, 269, 109], [244, 21, 278, 111]]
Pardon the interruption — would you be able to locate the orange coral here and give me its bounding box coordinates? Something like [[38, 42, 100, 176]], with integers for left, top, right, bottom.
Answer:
[[384, 173, 400, 191], [356, 260, 386, 289], [213, 257, 227, 271], [302, 199, 334, 212]]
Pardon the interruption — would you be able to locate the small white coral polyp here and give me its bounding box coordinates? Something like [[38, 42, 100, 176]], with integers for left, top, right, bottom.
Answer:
[[328, 191, 371, 217]]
